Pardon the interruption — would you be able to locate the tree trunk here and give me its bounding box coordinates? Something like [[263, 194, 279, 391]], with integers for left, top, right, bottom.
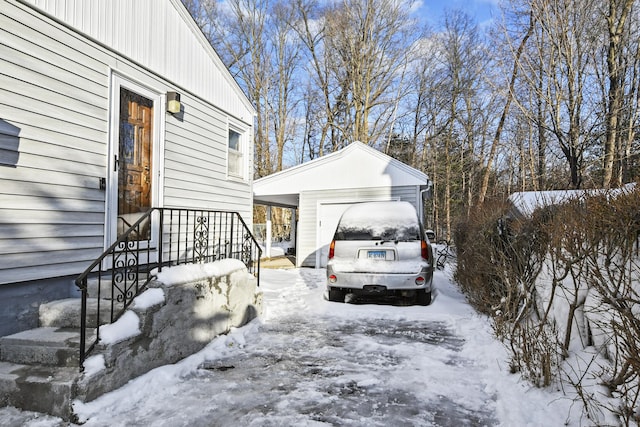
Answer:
[[602, 0, 634, 188], [479, 12, 534, 205]]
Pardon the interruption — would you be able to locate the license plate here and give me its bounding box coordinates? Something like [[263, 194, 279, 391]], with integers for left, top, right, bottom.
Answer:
[[367, 250, 386, 259]]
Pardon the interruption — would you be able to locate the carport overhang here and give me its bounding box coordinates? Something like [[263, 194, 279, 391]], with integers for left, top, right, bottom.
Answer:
[[253, 192, 300, 260], [253, 193, 299, 209]]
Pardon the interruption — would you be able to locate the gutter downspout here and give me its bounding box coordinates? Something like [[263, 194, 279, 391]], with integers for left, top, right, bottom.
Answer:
[[419, 182, 433, 225]]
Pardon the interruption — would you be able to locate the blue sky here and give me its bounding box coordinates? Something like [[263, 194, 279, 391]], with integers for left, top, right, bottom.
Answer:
[[418, 0, 498, 28]]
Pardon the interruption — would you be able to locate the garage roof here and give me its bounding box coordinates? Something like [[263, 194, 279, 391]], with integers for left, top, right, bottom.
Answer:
[[253, 141, 429, 208]]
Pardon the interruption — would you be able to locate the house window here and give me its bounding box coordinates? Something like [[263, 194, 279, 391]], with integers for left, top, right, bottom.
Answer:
[[228, 128, 243, 178]]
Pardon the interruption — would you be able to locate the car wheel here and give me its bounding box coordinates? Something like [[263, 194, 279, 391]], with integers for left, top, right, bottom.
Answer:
[[416, 289, 432, 306], [328, 288, 346, 303]]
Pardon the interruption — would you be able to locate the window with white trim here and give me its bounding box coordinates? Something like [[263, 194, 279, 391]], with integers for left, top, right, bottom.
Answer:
[[227, 127, 243, 178]]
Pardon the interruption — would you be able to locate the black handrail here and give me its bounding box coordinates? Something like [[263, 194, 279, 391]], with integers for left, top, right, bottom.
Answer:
[[74, 207, 262, 371]]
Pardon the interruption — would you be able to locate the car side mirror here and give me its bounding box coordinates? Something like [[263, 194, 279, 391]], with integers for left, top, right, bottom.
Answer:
[[425, 229, 436, 241]]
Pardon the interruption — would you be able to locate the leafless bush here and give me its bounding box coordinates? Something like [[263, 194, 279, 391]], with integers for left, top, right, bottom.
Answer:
[[455, 199, 547, 320], [455, 200, 548, 320], [579, 190, 640, 425], [509, 319, 561, 387], [456, 199, 558, 385], [540, 200, 596, 356], [456, 186, 640, 419]]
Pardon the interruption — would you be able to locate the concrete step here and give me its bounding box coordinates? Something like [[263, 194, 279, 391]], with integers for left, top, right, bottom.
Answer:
[[0, 361, 78, 420], [39, 298, 124, 329], [0, 327, 95, 367]]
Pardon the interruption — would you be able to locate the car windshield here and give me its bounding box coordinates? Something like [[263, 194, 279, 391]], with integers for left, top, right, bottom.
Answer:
[[333, 201, 422, 241]]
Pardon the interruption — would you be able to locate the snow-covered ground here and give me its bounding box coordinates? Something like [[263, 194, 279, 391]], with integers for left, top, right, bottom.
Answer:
[[1, 267, 580, 426]]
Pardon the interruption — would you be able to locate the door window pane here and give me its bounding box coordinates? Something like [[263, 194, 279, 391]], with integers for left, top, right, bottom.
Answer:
[[118, 88, 153, 240]]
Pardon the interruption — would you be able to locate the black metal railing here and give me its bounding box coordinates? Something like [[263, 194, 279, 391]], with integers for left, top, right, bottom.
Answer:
[[74, 208, 262, 370]]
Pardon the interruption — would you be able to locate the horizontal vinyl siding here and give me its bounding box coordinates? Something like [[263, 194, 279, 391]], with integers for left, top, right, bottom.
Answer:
[[1, 0, 255, 285], [0, 0, 112, 284], [23, 0, 254, 122], [0, 194, 104, 212], [391, 186, 421, 208], [297, 186, 419, 267], [0, 208, 104, 225], [5, 260, 101, 284], [163, 95, 253, 220], [0, 236, 104, 255]]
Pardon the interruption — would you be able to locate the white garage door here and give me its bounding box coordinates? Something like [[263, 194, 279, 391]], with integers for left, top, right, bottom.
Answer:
[[316, 202, 354, 268]]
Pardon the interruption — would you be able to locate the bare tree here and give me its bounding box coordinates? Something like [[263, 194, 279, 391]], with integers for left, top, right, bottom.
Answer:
[[479, 10, 535, 204], [506, 0, 603, 189], [435, 10, 489, 240], [186, 0, 640, 203], [184, 0, 303, 176], [618, 34, 640, 184], [602, 0, 636, 188], [292, 0, 420, 150], [398, 35, 451, 234], [289, 0, 334, 155], [269, 0, 302, 172]]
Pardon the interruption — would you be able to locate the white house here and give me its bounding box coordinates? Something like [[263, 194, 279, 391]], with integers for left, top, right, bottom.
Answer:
[[0, 0, 255, 336], [254, 142, 431, 268]]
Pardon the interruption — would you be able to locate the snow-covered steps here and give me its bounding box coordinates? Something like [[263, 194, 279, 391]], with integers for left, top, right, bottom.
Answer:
[[0, 264, 260, 422], [39, 298, 124, 329], [0, 327, 95, 367]]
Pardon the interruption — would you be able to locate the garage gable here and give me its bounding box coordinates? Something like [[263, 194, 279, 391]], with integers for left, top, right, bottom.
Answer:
[[254, 142, 428, 202]]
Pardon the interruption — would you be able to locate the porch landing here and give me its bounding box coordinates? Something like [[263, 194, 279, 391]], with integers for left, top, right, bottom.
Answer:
[[260, 256, 296, 269]]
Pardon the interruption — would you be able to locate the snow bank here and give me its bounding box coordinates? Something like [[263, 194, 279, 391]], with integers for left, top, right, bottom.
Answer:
[[99, 311, 141, 344], [260, 245, 285, 257], [153, 258, 247, 286], [83, 354, 106, 378], [133, 288, 165, 310], [508, 182, 636, 217]]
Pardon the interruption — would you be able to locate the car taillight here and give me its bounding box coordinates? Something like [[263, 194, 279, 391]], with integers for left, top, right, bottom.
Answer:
[[328, 274, 337, 283], [328, 240, 335, 259], [421, 240, 429, 261]]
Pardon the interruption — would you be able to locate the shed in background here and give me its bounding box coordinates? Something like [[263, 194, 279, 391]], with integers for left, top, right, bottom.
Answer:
[[254, 142, 431, 268]]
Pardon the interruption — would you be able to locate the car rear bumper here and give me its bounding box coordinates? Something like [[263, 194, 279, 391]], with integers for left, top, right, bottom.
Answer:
[[326, 266, 433, 293]]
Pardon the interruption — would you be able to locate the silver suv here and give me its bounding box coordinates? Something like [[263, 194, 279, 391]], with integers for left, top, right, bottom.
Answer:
[[326, 201, 434, 305]]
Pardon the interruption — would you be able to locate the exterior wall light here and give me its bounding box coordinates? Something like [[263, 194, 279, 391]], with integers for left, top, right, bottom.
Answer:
[[166, 91, 181, 114]]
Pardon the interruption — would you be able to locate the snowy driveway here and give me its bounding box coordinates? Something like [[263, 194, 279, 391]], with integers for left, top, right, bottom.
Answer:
[[2, 268, 573, 426], [197, 309, 487, 426]]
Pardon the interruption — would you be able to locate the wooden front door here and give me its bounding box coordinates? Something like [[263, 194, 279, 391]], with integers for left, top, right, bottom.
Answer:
[[117, 87, 153, 240]]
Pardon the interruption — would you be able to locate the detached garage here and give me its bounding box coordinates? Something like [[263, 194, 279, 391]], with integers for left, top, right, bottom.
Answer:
[[253, 142, 431, 268]]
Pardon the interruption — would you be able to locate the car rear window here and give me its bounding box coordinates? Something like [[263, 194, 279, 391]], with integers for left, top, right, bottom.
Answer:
[[333, 201, 422, 241]]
